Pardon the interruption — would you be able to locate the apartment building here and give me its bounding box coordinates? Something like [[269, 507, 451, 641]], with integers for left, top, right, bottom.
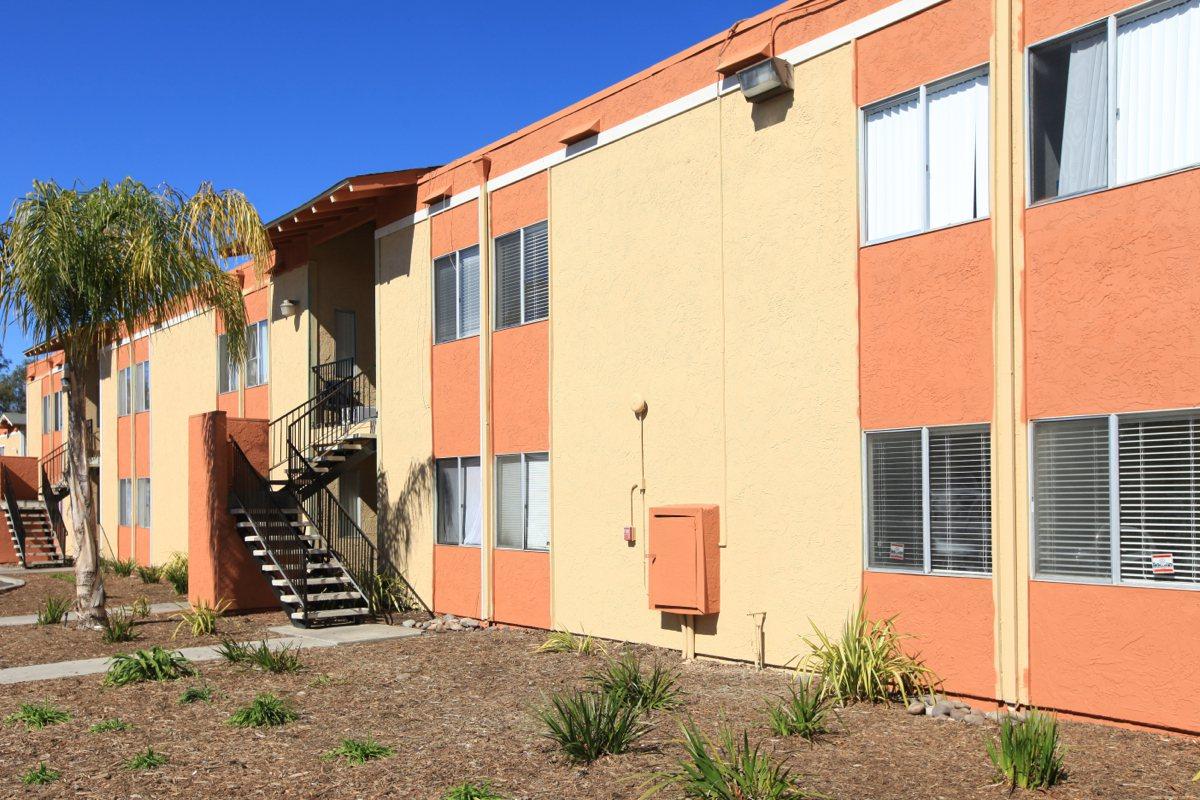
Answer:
[[7, 0, 1199, 734]]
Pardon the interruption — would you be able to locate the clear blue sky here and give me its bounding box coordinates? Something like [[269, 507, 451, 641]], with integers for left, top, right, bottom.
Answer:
[[0, 0, 769, 363]]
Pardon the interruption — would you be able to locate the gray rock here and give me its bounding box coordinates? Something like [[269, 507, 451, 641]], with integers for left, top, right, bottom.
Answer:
[[460, 618, 480, 628], [929, 701, 955, 718], [442, 614, 459, 624], [952, 701, 970, 710], [907, 701, 926, 715], [449, 622, 463, 631], [401, 619, 416, 628], [963, 714, 986, 725], [949, 707, 970, 721]]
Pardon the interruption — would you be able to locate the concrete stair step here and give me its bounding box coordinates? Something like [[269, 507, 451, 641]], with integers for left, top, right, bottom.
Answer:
[[279, 591, 361, 604], [291, 607, 369, 621]]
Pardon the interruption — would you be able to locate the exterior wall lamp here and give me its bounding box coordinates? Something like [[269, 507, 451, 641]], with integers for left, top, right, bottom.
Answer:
[[736, 57, 793, 102], [279, 299, 298, 318]]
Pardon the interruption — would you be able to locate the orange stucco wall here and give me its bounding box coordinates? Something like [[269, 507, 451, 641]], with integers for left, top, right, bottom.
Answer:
[[492, 321, 550, 454], [0, 457, 39, 565], [433, 544, 480, 618], [493, 548, 551, 629], [864, 571, 997, 699], [217, 392, 238, 416], [1025, 0, 1130, 45], [432, 338, 480, 458], [860, 222, 994, 429], [244, 385, 269, 419], [430, 199, 479, 257], [1029, 581, 1200, 732], [491, 171, 548, 237], [1025, 170, 1200, 419]]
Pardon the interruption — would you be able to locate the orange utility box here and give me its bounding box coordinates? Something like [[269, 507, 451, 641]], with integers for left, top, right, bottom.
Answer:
[[648, 504, 720, 615]]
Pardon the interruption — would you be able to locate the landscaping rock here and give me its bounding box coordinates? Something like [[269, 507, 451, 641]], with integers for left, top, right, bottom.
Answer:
[[907, 701, 926, 715], [460, 618, 480, 628], [963, 714, 986, 725], [401, 620, 416, 628], [928, 701, 955, 718], [449, 622, 463, 631], [949, 707, 970, 721]]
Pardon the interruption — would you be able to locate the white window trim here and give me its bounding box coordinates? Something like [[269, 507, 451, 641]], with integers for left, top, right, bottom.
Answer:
[[493, 220, 549, 331], [1025, 0, 1200, 208], [495, 451, 550, 552], [1029, 406, 1200, 592], [432, 245, 480, 345], [246, 320, 269, 388], [435, 456, 479, 548], [859, 64, 992, 246], [861, 423, 993, 578]]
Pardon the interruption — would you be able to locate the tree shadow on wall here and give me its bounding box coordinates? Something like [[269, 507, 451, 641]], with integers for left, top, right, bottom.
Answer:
[[376, 457, 434, 609]]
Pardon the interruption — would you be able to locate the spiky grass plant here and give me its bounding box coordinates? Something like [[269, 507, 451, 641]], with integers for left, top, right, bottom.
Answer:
[[129, 595, 152, 619], [103, 647, 195, 686], [101, 609, 138, 643], [36, 595, 71, 626], [537, 689, 652, 763], [536, 628, 600, 655], [987, 710, 1067, 791], [797, 605, 936, 705], [179, 685, 213, 705], [5, 702, 70, 730], [171, 598, 229, 639], [248, 640, 302, 673], [644, 723, 812, 799], [441, 782, 509, 800], [20, 762, 61, 785], [89, 718, 131, 733], [125, 747, 169, 770], [135, 564, 162, 584], [322, 737, 396, 765], [766, 681, 835, 741], [215, 637, 252, 664], [162, 553, 188, 595], [110, 558, 137, 578], [228, 693, 297, 728], [586, 651, 681, 711]]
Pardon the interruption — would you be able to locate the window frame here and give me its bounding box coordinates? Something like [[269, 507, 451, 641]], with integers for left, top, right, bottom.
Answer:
[[117, 367, 132, 417], [859, 64, 991, 246], [53, 391, 63, 432], [862, 423, 993, 578], [118, 478, 133, 527], [435, 456, 481, 547], [494, 451, 550, 552], [1030, 407, 1200, 592], [1025, 0, 1200, 208], [136, 477, 151, 528], [245, 320, 269, 388], [133, 361, 150, 413], [493, 220, 550, 331], [432, 245, 481, 345], [217, 332, 240, 394]]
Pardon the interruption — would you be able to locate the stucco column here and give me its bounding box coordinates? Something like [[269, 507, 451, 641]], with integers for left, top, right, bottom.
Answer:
[[477, 157, 495, 622]]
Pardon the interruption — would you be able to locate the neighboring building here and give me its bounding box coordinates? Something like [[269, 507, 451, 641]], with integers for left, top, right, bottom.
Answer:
[[0, 412, 27, 457], [15, 0, 1200, 735]]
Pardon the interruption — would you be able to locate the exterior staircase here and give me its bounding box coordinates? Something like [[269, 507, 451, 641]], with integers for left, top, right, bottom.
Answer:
[[2, 499, 68, 568]]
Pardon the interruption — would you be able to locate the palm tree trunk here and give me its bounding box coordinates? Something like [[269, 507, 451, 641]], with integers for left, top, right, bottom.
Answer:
[[65, 357, 105, 628]]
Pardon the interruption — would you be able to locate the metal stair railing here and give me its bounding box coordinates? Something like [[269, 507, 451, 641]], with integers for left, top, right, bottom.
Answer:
[[268, 358, 370, 474], [290, 475, 374, 606], [2, 471, 28, 568], [284, 359, 377, 493]]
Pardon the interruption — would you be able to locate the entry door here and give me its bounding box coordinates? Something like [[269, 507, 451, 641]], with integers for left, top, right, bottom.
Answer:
[[334, 310, 356, 373]]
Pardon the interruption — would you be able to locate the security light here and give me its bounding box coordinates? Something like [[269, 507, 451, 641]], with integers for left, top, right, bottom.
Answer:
[[279, 298, 297, 318], [736, 57, 792, 102]]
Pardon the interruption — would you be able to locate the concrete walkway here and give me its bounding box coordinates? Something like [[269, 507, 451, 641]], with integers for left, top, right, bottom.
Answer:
[[0, 601, 188, 628], [0, 623, 420, 685]]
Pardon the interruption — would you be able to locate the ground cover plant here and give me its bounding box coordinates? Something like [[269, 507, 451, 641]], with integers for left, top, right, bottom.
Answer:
[[586, 651, 681, 711], [179, 685, 213, 704], [129, 595, 151, 619], [987, 710, 1067, 790], [766, 681, 835, 741], [442, 782, 509, 799], [537, 688, 652, 763], [88, 718, 131, 733], [135, 564, 162, 584], [36, 595, 71, 626], [323, 736, 396, 765], [126, 747, 169, 770], [228, 693, 297, 727], [19, 762, 60, 785], [172, 598, 229, 638], [5, 702, 70, 731], [646, 723, 810, 799], [103, 647, 195, 686], [162, 553, 188, 595], [101, 609, 138, 643], [109, 558, 137, 578], [537, 628, 600, 655]]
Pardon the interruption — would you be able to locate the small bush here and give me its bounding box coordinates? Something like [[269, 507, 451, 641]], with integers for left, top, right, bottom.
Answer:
[[111, 558, 137, 578], [441, 782, 509, 800], [215, 637, 252, 664], [101, 610, 138, 643], [360, 571, 415, 619], [228, 693, 297, 728], [537, 689, 651, 763], [987, 710, 1066, 791], [129, 595, 152, 620], [323, 737, 395, 765], [536, 628, 600, 655], [249, 640, 302, 673], [135, 564, 162, 584], [587, 652, 681, 711], [89, 718, 131, 733], [797, 605, 936, 705], [162, 553, 188, 595], [645, 723, 811, 799], [5, 702, 71, 730], [171, 598, 229, 639], [766, 682, 835, 741], [36, 596, 71, 626], [20, 762, 61, 785], [103, 647, 195, 686], [125, 747, 168, 771], [179, 685, 213, 705]]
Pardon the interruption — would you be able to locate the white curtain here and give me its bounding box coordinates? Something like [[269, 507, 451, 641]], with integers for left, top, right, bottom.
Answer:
[[865, 96, 923, 241], [1116, 0, 1200, 184], [1059, 31, 1109, 195], [461, 457, 482, 546], [928, 74, 989, 229], [525, 454, 550, 550]]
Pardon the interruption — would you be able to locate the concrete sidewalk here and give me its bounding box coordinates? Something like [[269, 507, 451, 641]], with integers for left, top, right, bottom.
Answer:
[[0, 623, 420, 685], [0, 601, 188, 628]]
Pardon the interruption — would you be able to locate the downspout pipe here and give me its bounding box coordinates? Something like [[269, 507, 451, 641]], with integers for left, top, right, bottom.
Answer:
[[476, 156, 495, 624]]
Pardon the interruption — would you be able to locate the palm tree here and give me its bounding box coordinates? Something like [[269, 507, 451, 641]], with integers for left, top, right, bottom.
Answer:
[[0, 179, 271, 627]]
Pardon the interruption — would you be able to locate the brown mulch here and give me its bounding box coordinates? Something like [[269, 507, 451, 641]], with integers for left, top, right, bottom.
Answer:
[[0, 628, 1196, 799], [0, 610, 289, 669], [0, 571, 180, 616]]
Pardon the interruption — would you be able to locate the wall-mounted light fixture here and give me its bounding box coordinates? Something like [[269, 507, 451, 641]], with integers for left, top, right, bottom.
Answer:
[[736, 57, 793, 102], [279, 298, 298, 318]]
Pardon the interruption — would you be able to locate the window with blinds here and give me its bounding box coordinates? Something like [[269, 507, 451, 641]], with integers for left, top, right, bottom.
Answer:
[[495, 220, 549, 330], [436, 456, 481, 546], [1032, 418, 1112, 579], [865, 425, 992, 575], [137, 478, 151, 528], [433, 245, 480, 344], [118, 478, 132, 526], [217, 333, 240, 394], [134, 361, 150, 412], [245, 320, 269, 387], [117, 367, 132, 417], [495, 451, 550, 551]]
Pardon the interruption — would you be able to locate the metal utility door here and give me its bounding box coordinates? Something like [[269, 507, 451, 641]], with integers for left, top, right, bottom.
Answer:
[[649, 514, 698, 610]]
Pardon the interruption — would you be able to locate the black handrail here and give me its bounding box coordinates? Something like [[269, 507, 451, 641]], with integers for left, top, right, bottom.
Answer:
[[229, 441, 310, 623], [268, 359, 368, 473], [2, 471, 29, 568], [293, 476, 374, 602], [285, 363, 377, 494]]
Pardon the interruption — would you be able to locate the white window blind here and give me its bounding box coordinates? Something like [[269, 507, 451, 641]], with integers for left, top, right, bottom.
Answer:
[[458, 247, 481, 339], [434, 246, 480, 344], [42, 395, 51, 434], [137, 478, 151, 528], [245, 320, 268, 387], [866, 430, 924, 571], [495, 231, 524, 330], [523, 221, 550, 324], [929, 427, 992, 573], [53, 392, 63, 432], [927, 73, 990, 228], [117, 368, 131, 416], [865, 96, 924, 241], [436, 458, 462, 545], [119, 478, 132, 526], [134, 361, 150, 412], [495, 221, 550, 330], [1033, 417, 1112, 579], [496, 454, 524, 549], [217, 334, 240, 393], [526, 453, 550, 550]]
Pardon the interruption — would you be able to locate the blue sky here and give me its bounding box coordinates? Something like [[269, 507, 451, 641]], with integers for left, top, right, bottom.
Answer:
[[0, 0, 770, 363]]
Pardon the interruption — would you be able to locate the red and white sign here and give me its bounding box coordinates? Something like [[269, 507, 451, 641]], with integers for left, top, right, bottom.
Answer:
[[889, 543, 905, 561], [1151, 553, 1175, 575]]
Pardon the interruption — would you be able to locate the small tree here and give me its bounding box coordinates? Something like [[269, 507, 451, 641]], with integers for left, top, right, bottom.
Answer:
[[0, 179, 270, 627]]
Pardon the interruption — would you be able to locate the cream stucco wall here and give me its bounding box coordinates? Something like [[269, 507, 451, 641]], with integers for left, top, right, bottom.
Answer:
[[375, 220, 435, 603], [24, 379, 42, 460], [548, 45, 861, 666], [269, 263, 312, 426], [98, 348, 118, 559]]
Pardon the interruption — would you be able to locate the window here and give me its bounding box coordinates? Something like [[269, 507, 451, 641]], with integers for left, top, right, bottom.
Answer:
[[433, 245, 480, 344], [217, 333, 240, 394], [137, 478, 151, 528], [865, 426, 991, 575], [133, 361, 150, 412], [245, 320, 269, 387], [436, 457, 481, 545], [495, 220, 549, 329], [118, 479, 132, 526], [1029, 0, 1200, 203], [1034, 410, 1200, 586], [54, 391, 63, 432], [117, 367, 132, 416], [862, 68, 990, 242], [495, 452, 550, 551], [42, 395, 51, 434]]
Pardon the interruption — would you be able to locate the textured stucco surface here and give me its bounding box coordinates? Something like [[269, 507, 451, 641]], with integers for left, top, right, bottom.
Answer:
[[493, 548, 551, 628], [433, 544, 479, 618], [492, 321, 549, 455], [269, 263, 310, 427], [432, 338, 480, 459], [1025, 0, 1134, 45], [549, 47, 861, 665]]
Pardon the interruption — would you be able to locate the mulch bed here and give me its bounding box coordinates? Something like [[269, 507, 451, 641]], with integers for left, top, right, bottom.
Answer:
[[0, 610, 290, 669], [0, 628, 1196, 799], [0, 572, 181, 616]]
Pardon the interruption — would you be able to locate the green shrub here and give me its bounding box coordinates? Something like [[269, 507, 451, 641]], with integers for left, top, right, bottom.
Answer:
[[179, 685, 213, 705], [766, 682, 835, 741], [987, 710, 1066, 791], [20, 762, 61, 785], [134, 564, 162, 584], [125, 747, 168, 770], [5, 702, 70, 730], [36, 596, 71, 626], [645, 723, 811, 799], [586, 651, 681, 711], [89, 718, 131, 733], [215, 637, 252, 664], [103, 647, 195, 686], [111, 558, 137, 578], [101, 609, 138, 643], [796, 605, 936, 705], [248, 640, 302, 673], [228, 693, 297, 728], [536, 628, 600, 655], [537, 689, 651, 763], [162, 553, 188, 595], [359, 571, 415, 619], [171, 598, 229, 639], [322, 737, 395, 765], [129, 595, 152, 619], [441, 782, 509, 800]]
